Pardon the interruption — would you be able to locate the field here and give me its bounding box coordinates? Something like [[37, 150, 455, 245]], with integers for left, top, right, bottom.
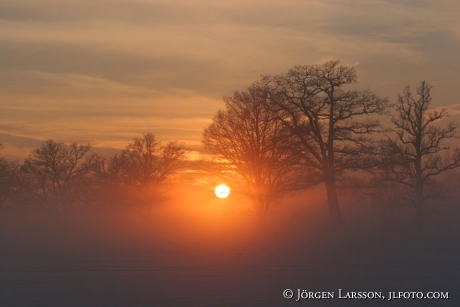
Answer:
[[1, 186, 459, 306]]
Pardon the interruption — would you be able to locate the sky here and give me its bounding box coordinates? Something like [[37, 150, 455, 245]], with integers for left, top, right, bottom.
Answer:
[[1, 0, 460, 159]]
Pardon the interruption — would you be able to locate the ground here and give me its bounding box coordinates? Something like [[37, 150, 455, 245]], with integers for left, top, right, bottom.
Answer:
[[1, 187, 459, 306]]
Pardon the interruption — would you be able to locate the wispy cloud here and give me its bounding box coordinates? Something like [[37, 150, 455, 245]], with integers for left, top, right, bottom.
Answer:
[[1, 0, 459, 158]]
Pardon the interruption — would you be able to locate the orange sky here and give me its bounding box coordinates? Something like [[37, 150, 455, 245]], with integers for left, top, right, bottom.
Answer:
[[1, 0, 460, 159]]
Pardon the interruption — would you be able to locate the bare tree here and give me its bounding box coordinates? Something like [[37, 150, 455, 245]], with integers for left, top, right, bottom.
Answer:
[[0, 145, 19, 207], [121, 133, 188, 190], [85, 134, 188, 206], [259, 60, 390, 225], [379, 81, 460, 228], [22, 140, 91, 212], [87, 153, 126, 188], [203, 85, 317, 218]]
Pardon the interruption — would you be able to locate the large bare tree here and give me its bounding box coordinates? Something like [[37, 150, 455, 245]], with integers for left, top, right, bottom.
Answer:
[[259, 60, 390, 225], [203, 85, 317, 218], [379, 81, 460, 228]]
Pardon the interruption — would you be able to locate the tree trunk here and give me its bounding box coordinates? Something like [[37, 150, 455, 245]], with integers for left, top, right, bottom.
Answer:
[[414, 153, 424, 230], [325, 172, 342, 226], [415, 185, 424, 230], [256, 194, 269, 223]]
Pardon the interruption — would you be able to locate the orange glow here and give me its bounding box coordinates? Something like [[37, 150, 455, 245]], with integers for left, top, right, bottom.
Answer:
[[214, 184, 230, 198]]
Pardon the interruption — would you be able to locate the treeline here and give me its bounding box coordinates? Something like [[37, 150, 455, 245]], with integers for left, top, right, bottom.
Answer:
[[0, 134, 188, 212], [202, 60, 460, 228], [1, 60, 460, 229]]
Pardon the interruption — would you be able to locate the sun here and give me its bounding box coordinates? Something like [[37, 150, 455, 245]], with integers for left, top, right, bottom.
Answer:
[[214, 184, 230, 199]]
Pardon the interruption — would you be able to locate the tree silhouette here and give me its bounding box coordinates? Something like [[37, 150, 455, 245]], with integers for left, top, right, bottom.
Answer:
[[259, 60, 390, 225], [22, 140, 91, 212], [379, 81, 460, 228], [0, 145, 19, 207], [121, 133, 188, 190], [203, 85, 316, 218]]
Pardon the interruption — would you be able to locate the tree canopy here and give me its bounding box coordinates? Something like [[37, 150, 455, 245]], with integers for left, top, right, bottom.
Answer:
[[379, 81, 460, 228], [258, 60, 390, 224], [203, 85, 314, 217]]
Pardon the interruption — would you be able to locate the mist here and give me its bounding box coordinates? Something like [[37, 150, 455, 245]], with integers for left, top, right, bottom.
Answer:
[[1, 182, 459, 306]]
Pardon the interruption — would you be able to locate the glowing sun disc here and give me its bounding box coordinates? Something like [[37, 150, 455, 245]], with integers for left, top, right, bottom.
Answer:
[[215, 184, 230, 198]]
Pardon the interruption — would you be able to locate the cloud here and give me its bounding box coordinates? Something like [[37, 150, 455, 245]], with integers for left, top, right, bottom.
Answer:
[[1, 0, 460, 158], [444, 103, 460, 117]]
